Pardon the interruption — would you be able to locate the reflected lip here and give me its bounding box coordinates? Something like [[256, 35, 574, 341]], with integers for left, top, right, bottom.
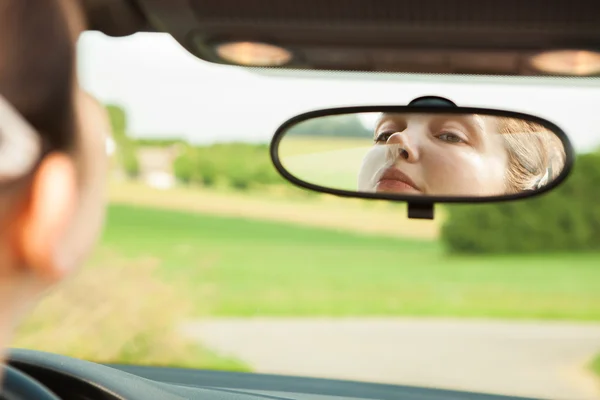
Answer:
[[376, 168, 420, 192]]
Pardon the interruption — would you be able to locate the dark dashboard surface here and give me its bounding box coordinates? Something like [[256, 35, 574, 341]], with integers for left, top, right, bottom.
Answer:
[[109, 365, 541, 400], [7, 349, 539, 400]]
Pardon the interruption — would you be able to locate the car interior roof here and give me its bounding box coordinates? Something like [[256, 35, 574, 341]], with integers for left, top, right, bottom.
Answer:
[[80, 0, 600, 76]]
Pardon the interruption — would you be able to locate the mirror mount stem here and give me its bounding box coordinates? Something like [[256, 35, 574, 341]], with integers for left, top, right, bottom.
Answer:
[[407, 202, 434, 220]]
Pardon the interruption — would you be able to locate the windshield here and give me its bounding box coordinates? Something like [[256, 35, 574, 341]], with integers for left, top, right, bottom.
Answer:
[[15, 32, 600, 400]]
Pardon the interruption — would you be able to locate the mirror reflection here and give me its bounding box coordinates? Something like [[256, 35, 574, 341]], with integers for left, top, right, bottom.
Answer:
[[277, 111, 567, 198]]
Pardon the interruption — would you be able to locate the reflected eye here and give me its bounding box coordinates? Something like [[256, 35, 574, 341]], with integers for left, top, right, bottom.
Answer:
[[374, 131, 395, 143], [437, 131, 466, 144]]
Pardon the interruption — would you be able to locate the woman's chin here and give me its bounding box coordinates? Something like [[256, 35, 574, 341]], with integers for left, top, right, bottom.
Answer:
[[375, 179, 421, 195]]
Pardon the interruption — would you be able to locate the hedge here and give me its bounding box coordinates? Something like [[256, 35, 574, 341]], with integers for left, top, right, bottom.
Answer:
[[173, 143, 285, 190], [441, 152, 600, 253]]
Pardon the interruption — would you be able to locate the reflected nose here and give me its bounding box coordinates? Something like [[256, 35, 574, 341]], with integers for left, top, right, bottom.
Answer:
[[386, 131, 419, 162]]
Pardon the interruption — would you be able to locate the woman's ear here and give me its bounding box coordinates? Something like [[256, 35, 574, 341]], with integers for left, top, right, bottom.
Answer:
[[13, 153, 77, 282]]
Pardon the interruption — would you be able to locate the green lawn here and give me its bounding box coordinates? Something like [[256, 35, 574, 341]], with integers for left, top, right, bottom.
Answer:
[[281, 147, 369, 191], [17, 242, 251, 372], [278, 136, 370, 157], [278, 136, 372, 191], [101, 203, 600, 320], [592, 354, 600, 378]]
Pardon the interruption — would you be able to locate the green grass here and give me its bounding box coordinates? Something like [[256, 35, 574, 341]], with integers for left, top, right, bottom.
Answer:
[[16, 246, 250, 372], [281, 147, 369, 191], [101, 203, 600, 320], [188, 348, 250, 372], [279, 136, 370, 157], [591, 354, 600, 378], [278, 136, 372, 190]]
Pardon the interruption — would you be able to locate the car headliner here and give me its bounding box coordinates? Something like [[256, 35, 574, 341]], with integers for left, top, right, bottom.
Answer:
[[80, 0, 600, 76]]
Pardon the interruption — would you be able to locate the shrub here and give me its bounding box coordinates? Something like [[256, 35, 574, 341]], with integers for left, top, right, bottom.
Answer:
[[195, 154, 219, 187], [591, 354, 600, 378], [287, 114, 371, 138], [441, 152, 600, 253], [13, 249, 249, 371], [106, 104, 127, 140], [105, 104, 141, 180], [173, 142, 285, 191], [173, 149, 196, 184], [120, 143, 140, 179], [134, 138, 186, 148]]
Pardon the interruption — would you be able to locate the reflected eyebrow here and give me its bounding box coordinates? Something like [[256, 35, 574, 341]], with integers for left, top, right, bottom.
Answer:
[[374, 113, 487, 143], [373, 113, 387, 135], [432, 114, 485, 142], [373, 113, 402, 137]]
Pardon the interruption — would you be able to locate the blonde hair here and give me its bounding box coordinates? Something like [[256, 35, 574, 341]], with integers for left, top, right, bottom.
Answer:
[[490, 116, 566, 194]]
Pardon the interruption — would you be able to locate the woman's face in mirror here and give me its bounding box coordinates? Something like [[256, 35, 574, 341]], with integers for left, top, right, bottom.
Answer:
[[357, 113, 509, 196]]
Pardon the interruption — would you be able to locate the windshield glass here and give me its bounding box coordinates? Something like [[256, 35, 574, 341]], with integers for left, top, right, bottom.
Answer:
[[15, 32, 600, 400]]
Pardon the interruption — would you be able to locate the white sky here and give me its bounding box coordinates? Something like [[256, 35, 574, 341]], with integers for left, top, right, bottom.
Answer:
[[77, 31, 600, 152]]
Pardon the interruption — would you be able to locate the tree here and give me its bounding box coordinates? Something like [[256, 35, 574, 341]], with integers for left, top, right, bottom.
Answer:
[[106, 104, 127, 141], [286, 114, 372, 138], [173, 148, 195, 184], [105, 104, 140, 180], [121, 143, 140, 179]]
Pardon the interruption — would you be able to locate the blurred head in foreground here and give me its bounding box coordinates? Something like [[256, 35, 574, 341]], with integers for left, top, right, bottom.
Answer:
[[0, 0, 110, 368]]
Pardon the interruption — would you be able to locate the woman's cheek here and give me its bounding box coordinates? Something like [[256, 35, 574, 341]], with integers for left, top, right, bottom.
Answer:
[[457, 147, 508, 196], [425, 150, 494, 196], [357, 146, 388, 191]]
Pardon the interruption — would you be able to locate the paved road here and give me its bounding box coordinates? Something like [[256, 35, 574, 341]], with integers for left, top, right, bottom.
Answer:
[[179, 317, 600, 400]]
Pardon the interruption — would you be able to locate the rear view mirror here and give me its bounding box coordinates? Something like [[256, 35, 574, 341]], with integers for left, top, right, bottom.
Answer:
[[270, 104, 574, 219]]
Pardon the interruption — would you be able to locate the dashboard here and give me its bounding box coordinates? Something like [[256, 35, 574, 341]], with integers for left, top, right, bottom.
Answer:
[[7, 349, 539, 400]]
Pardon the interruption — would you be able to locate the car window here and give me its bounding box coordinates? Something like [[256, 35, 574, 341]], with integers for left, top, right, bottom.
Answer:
[[15, 31, 600, 400]]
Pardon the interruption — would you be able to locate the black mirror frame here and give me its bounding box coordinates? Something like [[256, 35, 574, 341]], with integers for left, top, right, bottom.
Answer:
[[270, 105, 575, 209]]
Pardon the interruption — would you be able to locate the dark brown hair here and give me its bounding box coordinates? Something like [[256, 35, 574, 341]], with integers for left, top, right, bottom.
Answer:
[[0, 0, 78, 154]]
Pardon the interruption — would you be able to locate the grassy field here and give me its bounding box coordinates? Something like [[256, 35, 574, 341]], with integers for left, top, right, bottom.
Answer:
[[107, 181, 440, 240], [281, 147, 369, 191], [101, 203, 600, 320], [16, 193, 600, 372], [592, 355, 600, 378], [15, 247, 249, 371], [278, 136, 370, 157], [278, 136, 372, 191]]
